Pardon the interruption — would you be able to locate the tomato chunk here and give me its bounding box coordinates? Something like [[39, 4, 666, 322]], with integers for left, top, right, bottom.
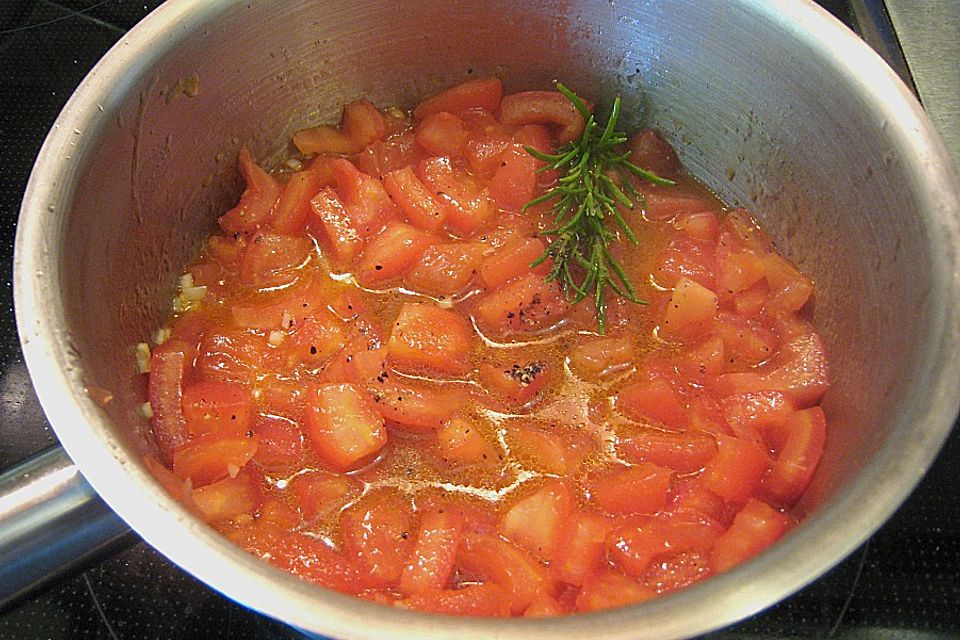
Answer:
[[304, 383, 387, 471], [387, 302, 473, 376], [710, 499, 791, 573], [342, 98, 386, 148], [617, 430, 717, 473], [182, 381, 251, 438], [400, 507, 463, 595], [700, 434, 770, 504], [219, 148, 281, 234], [552, 512, 614, 586], [172, 433, 259, 487], [457, 533, 556, 614], [478, 235, 548, 289], [383, 165, 446, 233], [309, 186, 364, 264], [369, 382, 465, 431], [500, 90, 586, 144], [590, 463, 673, 515], [762, 406, 826, 505], [617, 377, 687, 429], [498, 479, 573, 561], [474, 272, 569, 334], [405, 242, 485, 296], [418, 157, 495, 236], [414, 78, 503, 119], [355, 222, 434, 286], [415, 111, 467, 158], [574, 571, 656, 612], [487, 143, 540, 212], [341, 491, 414, 588], [148, 340, 193, 463], [399, 583, 511, 617], [478, 361, 547, 406], [660, 276, 718, 341]]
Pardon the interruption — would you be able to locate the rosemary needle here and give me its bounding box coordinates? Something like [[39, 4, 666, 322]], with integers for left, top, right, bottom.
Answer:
[[523, 82, 676, 333]]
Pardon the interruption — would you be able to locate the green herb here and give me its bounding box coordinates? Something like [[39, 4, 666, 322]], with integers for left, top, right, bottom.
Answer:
[[523, 82, 675, 333]]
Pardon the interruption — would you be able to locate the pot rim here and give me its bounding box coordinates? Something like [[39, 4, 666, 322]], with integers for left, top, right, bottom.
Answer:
[[13, 0, 960, 638]]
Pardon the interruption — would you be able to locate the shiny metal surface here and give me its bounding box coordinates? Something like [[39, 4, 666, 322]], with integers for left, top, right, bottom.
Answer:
[[11, 0, 960, 638], [0, 447, 128, 607]]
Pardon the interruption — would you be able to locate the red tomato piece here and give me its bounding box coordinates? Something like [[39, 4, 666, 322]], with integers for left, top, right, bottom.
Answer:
[[660, 276, 718, 342], [710, 498, 791, 573], [229, 273, 332, 331], [607, 514, 722, 578], [574, 570, 656, 612], [383, 165, 446, 233], [654, 233, 717, 290], [182, 381, 251, 438], [399, 583, 511, 617], [415, 111, 467, 157], [617, 430, 717, 473], [219, 148, 281, 235], [700, 434, 770, 504], [148, 340, 194, 463], [404, 242, 485, 296], [457, 533, 556, 614], [257, 496, 302, 530], [717, 333, 829, 407], [270, 158, 335, 235], [478, 235, 548, 289], [192, 471, 260, 523], [340, 491, 415, 588], [617, 377, 688, 430], [304, 383, 387, 471], [251, 414, 304, 469], [714, 311, 779, 368], [195, 327, 266, 384], [590, 463, 673, 515], [720, 391, 796, 443], [524, 593, 565, 618], [283, 310, 345, 367], [143, 453, 199, 515], [462, 109, 513, 175], [399, 507, 463, 595], [552, 512, 614, 586], [342, 98, 386, 148], [435, 417, 491, 466], [474, 272, 570, 335], [369, 382, 465, 431], [289, 470, 358, 521], [499, 479, 574, 561], [293, 125, 362, 155], [355, 222, 435, 286], [172, 433, 260, 487], [675, 211, 721, 244], [762, 406, 826, 505], [506, 426, 577, 475], [641, 186, 715, 222], [500, 90, 586, 144], [418, 157, 495, 236], [413, 78, 503, 119], [238, 232, 313, 288], [478, 361, 548, 406], [487, 143, 540, 212], [567, 333, 638, 379], [387, 302, 473, 376], [628, 130, 681, 179], [309, 186, 364, 264], [332, 158, 395, 238], [512, 124, 557, 187]]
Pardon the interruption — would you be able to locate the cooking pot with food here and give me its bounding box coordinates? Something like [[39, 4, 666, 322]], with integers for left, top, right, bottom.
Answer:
[[11, 0, 960, 638]]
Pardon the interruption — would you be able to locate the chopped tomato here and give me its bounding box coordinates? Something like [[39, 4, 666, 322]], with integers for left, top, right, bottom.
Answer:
[[369, 381, 465, 431], [660, 276, 718, 341], [462, 109, 513, 175], [219, 148, 281, 234], [270, 159, 333, 235], [400, 507, 463, 595], [499, 479, 573, 561], [238, 232, 312, 288], [342, 98, 386, 148], [387, 302, 473, 376], [478, 361, 547, 406], [340, 491, 414, 588], [355, 222, 434, 286], [172, 433, 259, 487], [457, 533, 556, 614], [251, 414, 304, 469], [383, 165, 446, 233], [487, 143, 540, 212], [628, 130, 681, 179], [283, 310, 345, 367], [654, 233, 717, 290], [762, 406, 826, 505], [568, 333, 637, 379], [675, 211, 721, 244], [700, 434, 770, 504], [607, 514, 722, 578], [524, 593, 565, 618], [418, 157, 495, 236], [617, 430, 717, 473], [500, 90, 586, 144], [617, 377, 688, 430], [641, 186, 715, 222], [506, 426, 576, 475], [478, 235, 548, 289], [332, 158, 396, 238], [258, 496, 301, 530], [148, 340, 194, 463], [720, 391, 795, 443], [293, 125, 361, 155], [574, 570, 656, 612], [710, 498, 791, 573], [590, 463, 673, 515], [182, 381, 251, 438], [192, 471, 260, 523], [716, 333, 829, 406], [714, 311, 779, 367], [552, 511, 614, 586], [289, 470, 358, 521], [304, 383, 387, 471], [435, 417, 491, 466], [413, 78, 503, 119], [399, 583, 511, 617], [404, 242, 485, 296], [474, 272, 569, 334], [415, 111, 467, 158], [309, 186, 364, 264]]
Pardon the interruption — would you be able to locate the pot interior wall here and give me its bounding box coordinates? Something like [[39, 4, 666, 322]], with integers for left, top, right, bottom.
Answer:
[[48, 0, 944, 625]]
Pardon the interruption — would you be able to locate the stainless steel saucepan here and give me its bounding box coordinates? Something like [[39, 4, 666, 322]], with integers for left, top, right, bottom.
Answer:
[[8, 0, 960, 638]]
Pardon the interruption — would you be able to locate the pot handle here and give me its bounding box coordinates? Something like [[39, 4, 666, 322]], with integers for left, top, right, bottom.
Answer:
[[0, 445, 131, 607]]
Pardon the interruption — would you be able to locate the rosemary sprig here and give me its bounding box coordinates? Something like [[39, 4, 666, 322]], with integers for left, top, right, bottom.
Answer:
[[523, 82, 676, 333]]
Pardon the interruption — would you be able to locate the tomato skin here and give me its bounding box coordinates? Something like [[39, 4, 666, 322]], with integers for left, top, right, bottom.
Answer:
[[340, 491, 415, 588], [387, 302, 473, 376], [590, 463, 673, 515], [628, 129, 681, 179], [500, 90, 586, 144], [219, 148, 281, 235], [148, 340, 194, 463], [355, 222, 434, 286], [383, 165, 446, 233], [710, 498, 791, 573], [172, 433, 260, 487], [399, 507, 463, 595], [293, 125, 362, 155], [700, 434, 770, 504], [761, 406, 826, 505], [499, 479, 573, 561], [182, 381, 251, 438], [413, 78, 503, 120], [304, 383, 387, 472]]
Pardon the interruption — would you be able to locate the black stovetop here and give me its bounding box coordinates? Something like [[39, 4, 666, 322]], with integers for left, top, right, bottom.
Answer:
[[0, 1, 957, 638]]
